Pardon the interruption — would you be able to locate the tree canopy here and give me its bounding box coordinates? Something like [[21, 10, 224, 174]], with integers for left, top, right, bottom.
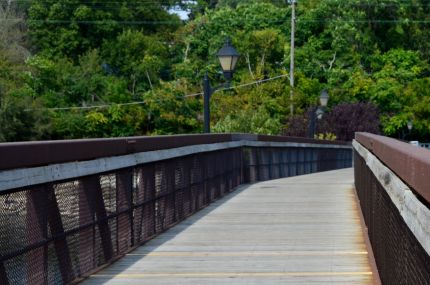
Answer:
[[1, 0, 430, 142]]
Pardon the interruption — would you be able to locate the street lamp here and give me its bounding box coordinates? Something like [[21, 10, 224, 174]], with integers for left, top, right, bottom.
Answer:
[[203, 38, 240, 133], [308, 89, 330, 138], [404, 120, 413, 140], [407, 120, 413, 132]]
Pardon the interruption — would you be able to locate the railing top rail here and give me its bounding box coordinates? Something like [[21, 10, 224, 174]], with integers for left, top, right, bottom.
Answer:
[[0, 133, 350, 170], [355, 132, 430, 204]]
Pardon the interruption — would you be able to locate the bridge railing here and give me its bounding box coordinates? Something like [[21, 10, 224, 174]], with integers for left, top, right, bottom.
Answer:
[[354, 133, 430, 285], [0, 134, 351, 284]]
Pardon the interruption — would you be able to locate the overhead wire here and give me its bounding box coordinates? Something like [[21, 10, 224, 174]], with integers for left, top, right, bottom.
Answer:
[[3, 18, 430, 25], [213, 74, 290, 94], [27, 73, 290, 111], [4, 0, 430, 25]]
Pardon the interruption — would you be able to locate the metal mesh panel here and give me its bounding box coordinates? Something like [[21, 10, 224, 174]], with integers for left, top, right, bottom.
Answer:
[[243, 147, 352, 183], [354, 150, 430, 285], [0, 145, 350, 284], [1, 190, 30, 259]]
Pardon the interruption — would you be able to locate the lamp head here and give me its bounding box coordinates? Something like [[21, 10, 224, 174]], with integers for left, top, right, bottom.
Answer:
[[407, 120, 413, 131], [319, 89, 329, 107], [216, 38, 240, 81]]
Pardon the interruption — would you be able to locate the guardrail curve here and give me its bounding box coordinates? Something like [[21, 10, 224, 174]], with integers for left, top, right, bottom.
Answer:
[[0, 134, 352, 284]]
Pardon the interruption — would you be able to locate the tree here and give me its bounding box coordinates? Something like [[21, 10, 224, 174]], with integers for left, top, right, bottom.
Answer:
[[213, 106, 282, 135], [282, 112, 309, 138], [0, 94, 48, 142], [3, 0, 430, 141], [143, 80, 201, 134], [173, 2, 290, 84], [283, 102, 380, 141], [28, 0, 181, 59], [101, 30, 170, 95], [321, 102, 380, 141], [0, 0, 29, 63], [381, 77, 430, 141]]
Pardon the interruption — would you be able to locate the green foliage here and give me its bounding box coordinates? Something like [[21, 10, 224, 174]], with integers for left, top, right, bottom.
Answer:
[[0, 95, 44, 142], [2, 0, 430, 142], [381, 77, 430, 140], [213, 106, 282, 135], [102, 30, 170, 93], [28, 0, 181, 58], [173, 2, 289, 83], [143, 80, 201, 134]]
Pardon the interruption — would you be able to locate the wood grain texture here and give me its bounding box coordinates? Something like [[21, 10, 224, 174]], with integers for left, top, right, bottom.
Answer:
[[81, 168, 376, 285], [353, 140, 430, 255]]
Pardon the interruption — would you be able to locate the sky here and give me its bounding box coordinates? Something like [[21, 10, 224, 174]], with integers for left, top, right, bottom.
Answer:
[[169, 7, 190, 20]]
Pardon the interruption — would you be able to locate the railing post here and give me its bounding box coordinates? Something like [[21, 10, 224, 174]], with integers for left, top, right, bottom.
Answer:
[[166, 160, 176, 226], [79, 179, 95, 275], [134, 165, 156, 243], [26, 187, 48, 285], [174, 160, 185, 222], [46, 186, 73, 283], [181, 157, 191, 217], [116, 169, 133, 254], [82, 177, 113, 263]]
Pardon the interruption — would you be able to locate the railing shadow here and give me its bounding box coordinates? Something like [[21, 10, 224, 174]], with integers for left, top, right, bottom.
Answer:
[[78, 183, 251, 284]]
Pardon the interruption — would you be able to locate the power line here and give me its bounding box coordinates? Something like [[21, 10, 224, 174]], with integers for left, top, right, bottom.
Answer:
[[27, 73, 290, 111], [36, 101, 146, 111], [299, 19, 430, 23], [12, 0, 430, 9], [214, 74, 290, 93], [3, 17, 430, 25], [8, 19, 184, 25], [14, 0, 430, 4], [184, 91, 203, 98]]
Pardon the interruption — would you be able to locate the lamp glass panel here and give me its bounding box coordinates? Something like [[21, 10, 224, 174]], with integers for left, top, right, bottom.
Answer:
[[320, 96, 328, 107], [407, 121, 413, 130], [218, 56, 233, 72], [320, 98, 328, 107], [230, 56, 239, 71]]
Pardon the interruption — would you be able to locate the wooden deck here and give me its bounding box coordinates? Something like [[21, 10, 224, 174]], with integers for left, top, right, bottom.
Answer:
[[81, 168, 378, 285]]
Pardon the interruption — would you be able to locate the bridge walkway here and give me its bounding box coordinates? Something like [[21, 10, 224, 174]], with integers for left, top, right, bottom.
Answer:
[[82, 168, 378, 285]]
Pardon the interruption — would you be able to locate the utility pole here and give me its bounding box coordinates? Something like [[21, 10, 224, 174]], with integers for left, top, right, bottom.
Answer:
[[289, 0, 296, 115]]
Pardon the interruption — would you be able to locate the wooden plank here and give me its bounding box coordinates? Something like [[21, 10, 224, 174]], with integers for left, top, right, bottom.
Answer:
[[81, 169, 377, 285]]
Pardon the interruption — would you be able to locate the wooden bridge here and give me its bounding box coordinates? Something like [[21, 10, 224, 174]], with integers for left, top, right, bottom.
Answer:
[[0, 133, 428, 285], [83, 168, 377, 285]]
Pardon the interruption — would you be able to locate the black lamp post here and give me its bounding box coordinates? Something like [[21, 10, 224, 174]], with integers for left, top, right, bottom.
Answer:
[[308, 89, 329, 138], [203, 38, 240, 133]]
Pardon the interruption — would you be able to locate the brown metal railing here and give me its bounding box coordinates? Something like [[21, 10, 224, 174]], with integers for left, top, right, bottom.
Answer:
[[0, 134, 352, 284], [354, 133, 430, 285], [355, 132, 430, 205]]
